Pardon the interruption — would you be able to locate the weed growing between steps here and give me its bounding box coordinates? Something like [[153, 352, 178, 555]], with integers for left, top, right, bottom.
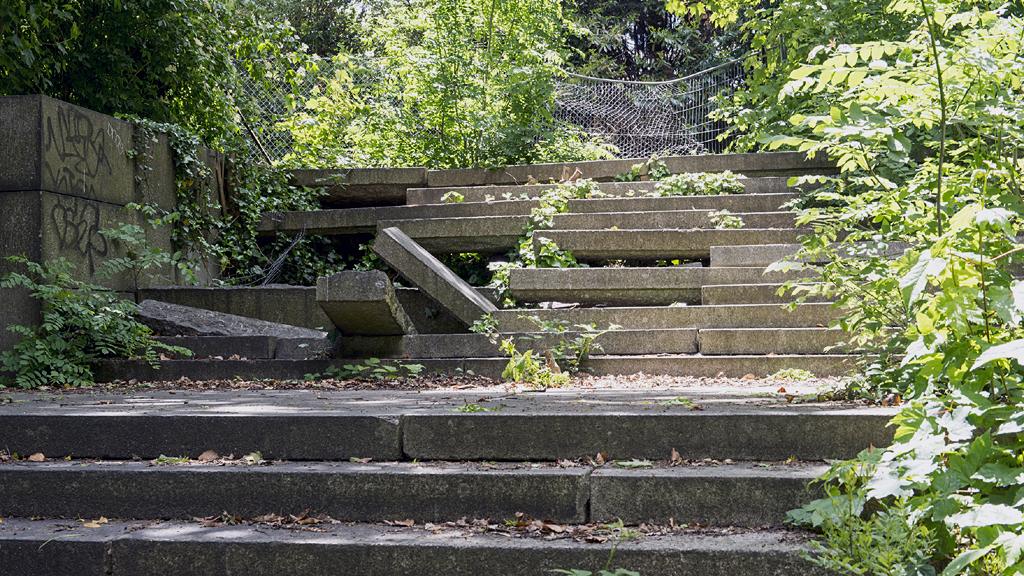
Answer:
[[719, 0, 1024, 571], [303, 358, 426, 382], [0, 255, 189, 389]]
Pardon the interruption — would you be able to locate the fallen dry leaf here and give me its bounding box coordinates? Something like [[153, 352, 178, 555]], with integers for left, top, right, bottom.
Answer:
[[594, 452, 606, 465], [349, 457, 372, 464], [777, 386, 787, 393], [82, 517, 109, 528], [197, 450, 219, 462], [386, 519, 415, 527], [670, 448, 683, 466], [27, 453, 45, 462]]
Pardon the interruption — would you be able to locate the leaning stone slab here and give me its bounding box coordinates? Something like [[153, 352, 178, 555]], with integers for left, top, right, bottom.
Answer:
[[316, 270, 416, 336], [137, 300, 327, 339], [372, 227, 498, 326]]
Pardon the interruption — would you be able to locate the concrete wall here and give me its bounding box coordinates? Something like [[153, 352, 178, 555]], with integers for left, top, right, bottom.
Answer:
[[0, 95, 221, 354]]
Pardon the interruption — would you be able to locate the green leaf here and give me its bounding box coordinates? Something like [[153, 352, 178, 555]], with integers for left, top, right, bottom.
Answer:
[[972, 339, 1024, 370]]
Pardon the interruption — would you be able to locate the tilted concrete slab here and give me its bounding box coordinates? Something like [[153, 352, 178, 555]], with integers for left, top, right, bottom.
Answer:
[[317, 270, 416, 335], [406, 176, 796, 204], [698, 328, 849, 355], [0, 460, 589, 524], [137, 300, 327, 340], [426, 152, 832, 188], [337, 329, 700, 358], [289, 167, 427, 207], [256, 194, 799, 236], [372, 227, 498, 326], [0, 518, 828, 576], [508, 267, 810, 305], [537, 228, 806, 262], [493, 303, 839, 331]]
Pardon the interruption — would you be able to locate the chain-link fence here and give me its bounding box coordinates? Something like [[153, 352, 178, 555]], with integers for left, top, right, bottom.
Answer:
[[238, 57, 745, 164]]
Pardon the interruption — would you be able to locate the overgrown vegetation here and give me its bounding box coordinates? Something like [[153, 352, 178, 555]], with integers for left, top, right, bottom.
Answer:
[[678, 0, 1024, 570], [0, 255, 188, 389]]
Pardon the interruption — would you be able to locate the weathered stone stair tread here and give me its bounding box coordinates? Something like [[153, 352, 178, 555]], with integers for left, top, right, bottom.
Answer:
[[381, 213, 801, 253], [698, 328, 849, 355], [406, 176, 796, 204], [257, 194, 798, 235], [339, 329, 701, 357], [0, 517, 826, 576], [94, 353, 858, 381], [539, 228, 806, 261], [0, 388, 894, 461], [508, 267, 809, 305], [493, 302, 839, 331], [426, 151, 833, 188], [0, 459, 825, 528], [701, 283, 830, 305]]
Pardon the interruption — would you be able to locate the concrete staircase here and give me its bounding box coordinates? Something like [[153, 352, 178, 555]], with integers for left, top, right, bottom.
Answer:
[[0, 386, 894, 575]]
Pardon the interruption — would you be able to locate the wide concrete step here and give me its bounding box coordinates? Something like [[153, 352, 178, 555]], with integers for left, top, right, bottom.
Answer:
[[698, 328, 849, 355], [710, 241, 911, 267], [257, 194, 799, 236], [0, 459, 824, 527], [508, 267, 810, 305], [493, 302, 838, 331], [406, 176, 796, 204], [540, 228, 805, 261], [0, 389, 893, 462], [0, 517, 826, 576], [339, 329, 701, 357], [425, 151, 833, 188], [383, 213, 800, 254], [701, 283, 830, 305]]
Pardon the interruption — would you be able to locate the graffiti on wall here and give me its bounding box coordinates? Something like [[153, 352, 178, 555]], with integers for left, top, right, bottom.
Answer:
[[42, 104, 125, 200], [48, 195, 109, 275]]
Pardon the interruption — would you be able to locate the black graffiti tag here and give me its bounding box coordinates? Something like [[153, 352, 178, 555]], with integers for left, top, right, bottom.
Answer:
[[42, 104, 118, 199], [49, 196, 109, 275]]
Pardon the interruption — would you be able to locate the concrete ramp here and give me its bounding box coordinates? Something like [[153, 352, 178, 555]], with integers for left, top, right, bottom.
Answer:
[[372, 227, 497, 327]]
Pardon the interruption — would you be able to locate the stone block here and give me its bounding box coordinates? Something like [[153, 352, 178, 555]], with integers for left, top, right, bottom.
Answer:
[[316, 270, 416, 335], [372, 227, 497, 326], [137, 286, 332, 330], [289, 167, 427, 207]]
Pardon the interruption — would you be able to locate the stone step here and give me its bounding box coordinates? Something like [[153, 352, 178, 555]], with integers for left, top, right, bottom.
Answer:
[[710, 241, 911, 267], [257, 194, 799, 236], [339, 329, 701, 358], [698, 328, 849, 355], [0, 389, 893, 461], [383, 212, 800, 254], [406, 176, 796, 204], [94, 353, 858, 381], [493, 302, 838, 331], [539, 229, 805, 262], [426, 151, 833, 188], [0, 517, 826, 576], [0, 460, 825, 528], [701, 283, 829, 305], [508, 267, 810, 305]]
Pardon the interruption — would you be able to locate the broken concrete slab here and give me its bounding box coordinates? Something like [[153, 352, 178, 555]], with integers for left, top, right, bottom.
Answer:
[[316, 270, 416, 336], [138, 286, 332, 330], [137, 300, 327, 340], [372, 227, 498, 326], [155, 336, 330, 360]]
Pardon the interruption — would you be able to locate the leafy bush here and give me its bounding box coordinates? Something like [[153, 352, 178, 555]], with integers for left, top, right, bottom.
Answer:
[[652, 171, 744, 196], [763, 0, 1024, 572], [0, 256, 187, 388], [280, 0, 613, 168]]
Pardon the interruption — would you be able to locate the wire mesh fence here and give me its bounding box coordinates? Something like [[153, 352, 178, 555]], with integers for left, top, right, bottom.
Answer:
[[237, 56, 746, 164]]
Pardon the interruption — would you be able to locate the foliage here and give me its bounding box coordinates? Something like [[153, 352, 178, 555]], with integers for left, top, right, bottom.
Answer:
[[651, 171, 744, 197], [769, 0, 1024, 572], [0, 256, 188, 389], [616, 157, 670, 181], [707, 209, 745, 229], [523, 317, 619, 373], [567, 0, 741, 80], [670, 0, 915, 152], [499, 337, 571, 388], [1, 0, 305, 148], [768, 368, 815, 381], [280, 0, 613, 168], [258, 0, 365, 57], [306, 358, 426, 381]]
